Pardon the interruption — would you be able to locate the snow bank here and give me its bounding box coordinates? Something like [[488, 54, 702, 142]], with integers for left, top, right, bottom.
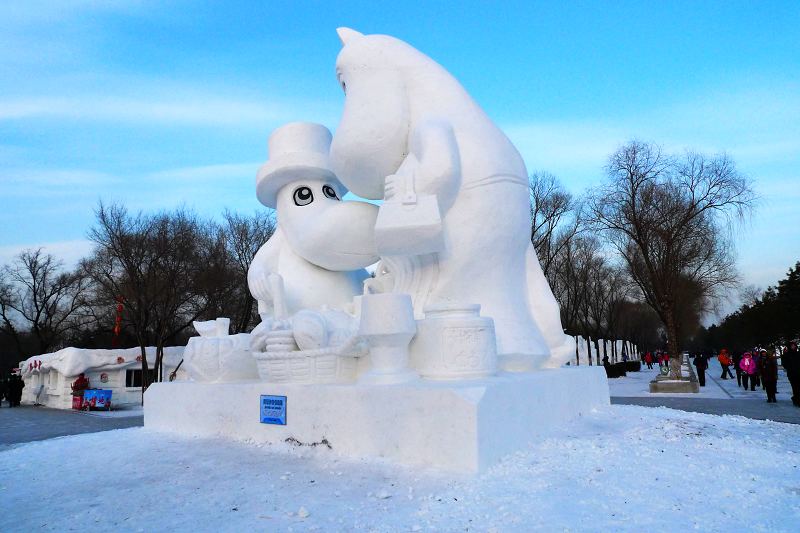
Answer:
[[2, 405, 798, 532], [20, 346, 185, 378]]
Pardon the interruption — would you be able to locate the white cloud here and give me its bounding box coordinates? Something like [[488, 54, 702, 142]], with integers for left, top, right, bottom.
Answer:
[[503, 82, 800, 188], [144, 162, 261, 182], [0, 96, 297, 126], [0, 0, 145, 24], [0, 169, 122, 199], [0, 239, 95, 269]]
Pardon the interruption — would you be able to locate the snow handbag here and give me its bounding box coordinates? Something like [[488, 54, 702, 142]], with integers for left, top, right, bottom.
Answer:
[[375, 170, 444, 256]]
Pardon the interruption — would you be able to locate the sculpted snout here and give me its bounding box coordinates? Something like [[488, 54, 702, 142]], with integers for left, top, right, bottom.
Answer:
[[277, 183, 379, 271], [298, 199, 380, 271]]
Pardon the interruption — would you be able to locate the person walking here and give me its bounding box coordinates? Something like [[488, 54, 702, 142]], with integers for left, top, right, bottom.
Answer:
[[783, 342, 800, 407], [739, 352, 757, 391], [732, 351, 743, 387], [0, 376, 7, 407], [693, 352, 708, 387], [759, 349, 779, 403], [644, 352, 653, 369], [752, 349, 763, 390], [718, 349, 734, 380], [7, 375, 24, 407]]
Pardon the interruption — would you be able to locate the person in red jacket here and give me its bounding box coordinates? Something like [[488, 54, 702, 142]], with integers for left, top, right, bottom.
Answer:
[[718, 349, 733, 380], [71, 373, 89, 395], [739, 352, 757, 391]]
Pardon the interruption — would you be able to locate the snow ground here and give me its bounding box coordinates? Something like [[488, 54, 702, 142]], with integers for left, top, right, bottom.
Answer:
[[2, 405, 798, 532], [80, 405, 144, 419]]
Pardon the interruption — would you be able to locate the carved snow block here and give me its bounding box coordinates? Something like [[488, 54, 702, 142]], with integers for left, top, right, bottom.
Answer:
[[145, 367, 610, 473], [411, 304, 497, 380]]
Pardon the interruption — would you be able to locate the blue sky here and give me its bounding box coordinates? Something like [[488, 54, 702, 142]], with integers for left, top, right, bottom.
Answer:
[[1, 1, 799, 304]]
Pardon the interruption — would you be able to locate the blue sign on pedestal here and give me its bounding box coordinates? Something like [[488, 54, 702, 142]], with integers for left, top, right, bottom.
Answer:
[[260, 395, 287, 425]]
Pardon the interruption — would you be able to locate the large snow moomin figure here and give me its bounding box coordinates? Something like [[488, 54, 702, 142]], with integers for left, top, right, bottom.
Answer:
[[329, 28, 573, 369]]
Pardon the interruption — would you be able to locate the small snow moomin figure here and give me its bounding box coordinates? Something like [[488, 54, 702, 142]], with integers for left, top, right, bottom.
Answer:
[[247, 122, 380, 383]]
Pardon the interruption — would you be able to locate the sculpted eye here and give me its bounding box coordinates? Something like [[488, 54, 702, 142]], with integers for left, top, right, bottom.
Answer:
[[293, 186, 314, 206], [322, 185, 339, 200]]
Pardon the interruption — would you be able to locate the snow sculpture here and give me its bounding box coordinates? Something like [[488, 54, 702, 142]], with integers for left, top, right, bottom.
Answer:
[[410, 304, 497, 379], [329, 28, 573, 371], [144, 30, 612, 473], [247, 122, 379, 383], [358, 293, 419, 384], [248, 122, 379, 320], [183, 318, 258, 382]]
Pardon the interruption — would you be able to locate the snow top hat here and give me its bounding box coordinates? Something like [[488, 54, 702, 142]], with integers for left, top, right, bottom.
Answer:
[[256, 122, 346, 209]]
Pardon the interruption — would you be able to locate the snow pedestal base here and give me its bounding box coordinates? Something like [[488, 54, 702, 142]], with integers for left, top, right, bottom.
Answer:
[[144, 366, 609, 473], [649, 355, 700, 393], [649, 376, 700, 393]]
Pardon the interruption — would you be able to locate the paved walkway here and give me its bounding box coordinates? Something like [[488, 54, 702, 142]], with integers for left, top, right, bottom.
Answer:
[[610, 357, 800, 424], [0, 405, 143, 448], [611, 397, 800, 424]]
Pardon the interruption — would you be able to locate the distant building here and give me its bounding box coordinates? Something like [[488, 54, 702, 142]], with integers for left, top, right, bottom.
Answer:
[[19, 346, 186, 409]]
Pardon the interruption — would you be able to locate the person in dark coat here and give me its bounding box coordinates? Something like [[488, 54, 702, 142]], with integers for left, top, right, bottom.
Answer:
[[0, 377, 8, 407], [693, 353, 709, 386], [8, 375, 25, 407], [783, 342, 800, 407], [752, 349, 763, 390], [759, 349, 779, 403]]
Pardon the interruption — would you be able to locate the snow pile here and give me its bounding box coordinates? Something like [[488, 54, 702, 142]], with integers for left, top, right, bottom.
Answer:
[[20, 346, 185, 378], [2, 405, 798, 531]]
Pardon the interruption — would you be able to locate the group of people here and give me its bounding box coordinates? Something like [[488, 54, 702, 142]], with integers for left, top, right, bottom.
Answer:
[[705, 342, 800, 405], [643, 351, 669, 370], [0, 374, 26, 407]]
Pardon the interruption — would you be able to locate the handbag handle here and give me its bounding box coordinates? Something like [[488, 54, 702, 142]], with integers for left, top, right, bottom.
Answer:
[[401, 171, 417, 206]]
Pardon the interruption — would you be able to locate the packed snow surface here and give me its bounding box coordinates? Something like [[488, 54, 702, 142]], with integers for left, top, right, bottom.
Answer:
[[2, 405, 798, 532], [19, 346, 184, 378]]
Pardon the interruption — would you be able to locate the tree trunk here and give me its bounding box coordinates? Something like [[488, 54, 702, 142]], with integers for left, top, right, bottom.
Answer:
[[587, 336, 593, 366], [139, 342, 149, 406], [594, 338, 601, 366], [575, 336, 579, 366], [663, 306, 682, 379], [154, 344, 164, 383]]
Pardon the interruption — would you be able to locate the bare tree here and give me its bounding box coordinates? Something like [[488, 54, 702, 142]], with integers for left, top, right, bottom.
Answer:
[[0, 249, 91, 356], [613, 301, 662, 357], [739, 284, 764, 307], [529, 172, 583, 280], [220, 210, 276, 333], [577, 250, 630, 365], [84, 203, 161, 389], [84, 203, 265, 390], [589, 141, 755, 378]]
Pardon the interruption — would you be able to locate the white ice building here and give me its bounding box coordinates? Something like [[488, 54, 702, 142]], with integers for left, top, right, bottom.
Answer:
[[19, 346, 186, 409]]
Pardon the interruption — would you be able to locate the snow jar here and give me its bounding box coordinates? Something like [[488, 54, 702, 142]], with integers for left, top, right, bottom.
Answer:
[[410, 303, 497, 380]]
